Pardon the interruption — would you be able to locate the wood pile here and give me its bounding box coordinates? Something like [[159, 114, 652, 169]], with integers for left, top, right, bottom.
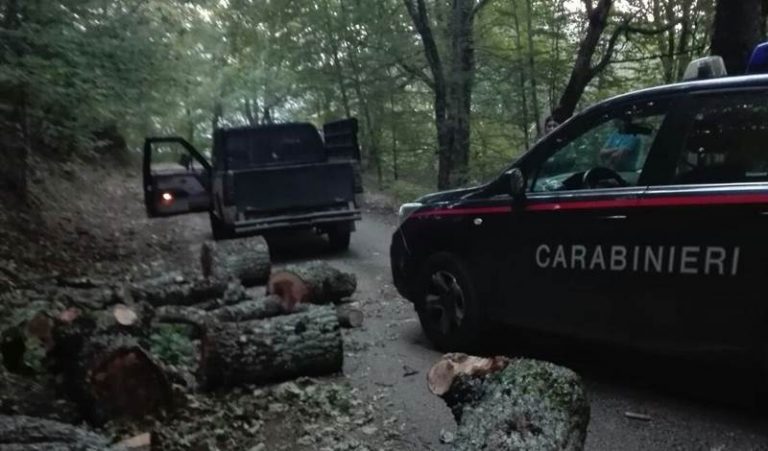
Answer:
[[0, 235, 364, 445]]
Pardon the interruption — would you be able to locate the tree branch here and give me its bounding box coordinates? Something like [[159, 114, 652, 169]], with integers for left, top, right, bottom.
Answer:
[[396, 60, 435, 90]]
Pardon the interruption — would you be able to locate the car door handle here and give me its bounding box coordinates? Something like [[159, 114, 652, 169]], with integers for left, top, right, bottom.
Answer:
[[601, 215, 627, 220]]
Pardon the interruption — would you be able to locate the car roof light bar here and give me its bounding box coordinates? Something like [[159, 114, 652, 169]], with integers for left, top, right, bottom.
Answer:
[[747, 42, 768, 74], [682, 56, 728, 82]]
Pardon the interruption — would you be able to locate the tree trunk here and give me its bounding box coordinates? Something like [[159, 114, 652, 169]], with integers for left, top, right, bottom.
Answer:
[[0, 415, 114, 450], [267, 262, 357, 310], [711, 0, 765, 75], [50, 308, 173, 425], [526, 0, 541, 137], [552, 0, 614, 123], [200, 236, 271, 287], [156, 295, 290, 326], [129, 274, 233, 307], [428, 354, 590, 451], [200, 305, 342, 389]]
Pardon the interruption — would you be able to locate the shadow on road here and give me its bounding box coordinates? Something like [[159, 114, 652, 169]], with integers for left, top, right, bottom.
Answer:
[[262, 230, 357, 263]]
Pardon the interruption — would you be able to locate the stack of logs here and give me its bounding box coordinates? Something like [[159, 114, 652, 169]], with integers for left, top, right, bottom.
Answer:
[[0, 236, 363, 448]]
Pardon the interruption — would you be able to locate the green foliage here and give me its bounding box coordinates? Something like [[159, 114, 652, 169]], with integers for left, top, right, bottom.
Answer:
[[150, 324, 196, 367], [1, 0, 717, 187]]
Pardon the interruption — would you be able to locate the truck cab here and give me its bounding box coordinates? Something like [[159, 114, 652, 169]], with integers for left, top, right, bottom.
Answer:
[[143, 118, 362, 249]]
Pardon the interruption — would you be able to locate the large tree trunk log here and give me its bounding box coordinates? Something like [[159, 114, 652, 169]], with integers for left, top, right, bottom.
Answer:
[[129, 274, 232, 307], [200, 237, 271, 287], [267, 262, 356, 310], [428, 354, 590, 451], [61, 334, 173, 425], [0, 415, 113, 450], [200, 305, 342, 389], [50, 308, 172, 425]]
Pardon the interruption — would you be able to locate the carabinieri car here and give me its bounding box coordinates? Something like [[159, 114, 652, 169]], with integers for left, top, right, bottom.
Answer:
[[391, 54, 768, 373]]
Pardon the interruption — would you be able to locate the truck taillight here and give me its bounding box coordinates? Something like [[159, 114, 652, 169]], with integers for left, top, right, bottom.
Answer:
[[223, 171, 235, 205]]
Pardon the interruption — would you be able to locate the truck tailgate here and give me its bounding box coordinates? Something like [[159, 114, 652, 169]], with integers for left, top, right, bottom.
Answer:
[[233, 161, 356, 213]]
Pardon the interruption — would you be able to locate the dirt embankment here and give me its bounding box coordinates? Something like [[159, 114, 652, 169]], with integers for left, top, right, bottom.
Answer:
[[0, 158, 205, 290]]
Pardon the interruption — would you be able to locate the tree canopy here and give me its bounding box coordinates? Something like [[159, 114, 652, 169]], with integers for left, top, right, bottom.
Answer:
[[1, 0, 763, 192]]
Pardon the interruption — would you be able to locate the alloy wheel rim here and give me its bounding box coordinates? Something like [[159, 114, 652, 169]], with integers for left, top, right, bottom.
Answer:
[[424, 270, 465, 335]]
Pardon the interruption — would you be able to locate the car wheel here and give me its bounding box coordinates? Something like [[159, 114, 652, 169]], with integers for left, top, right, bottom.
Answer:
[[327, 225, 351, 251], [209, 213, 232, 241], [416, 253, 482, 352]]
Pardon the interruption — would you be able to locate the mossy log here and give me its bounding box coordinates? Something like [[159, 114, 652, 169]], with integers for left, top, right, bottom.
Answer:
[[59, 334, 173, 425], [0, 414, 113, 450], [0, 368, 79, 423], [427, 354, 590, 451], [200, 236, 271, 287], [200, 305, 342, 389], [129, 274, 231, 307], [267, 262, 357, 310], [155, 295, 292, 331]]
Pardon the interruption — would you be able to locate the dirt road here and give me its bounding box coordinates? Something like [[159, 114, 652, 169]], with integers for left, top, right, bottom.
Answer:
[[11, 168, 768, 450]]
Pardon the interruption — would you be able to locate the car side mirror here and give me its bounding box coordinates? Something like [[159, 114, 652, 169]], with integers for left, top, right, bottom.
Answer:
[[508, 168, 526, 201]]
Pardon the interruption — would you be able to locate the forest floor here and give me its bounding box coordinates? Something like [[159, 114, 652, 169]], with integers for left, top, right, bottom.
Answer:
[[2, 161, 768, 450]]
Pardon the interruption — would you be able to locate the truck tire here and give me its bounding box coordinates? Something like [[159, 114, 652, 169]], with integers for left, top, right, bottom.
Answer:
[[415, 253, 483, 352], [327, 225, 351, 252], [210, 213, 232, 241]]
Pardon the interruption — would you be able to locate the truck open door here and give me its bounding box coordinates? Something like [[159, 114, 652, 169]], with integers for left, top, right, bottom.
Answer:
[[323, 118, 363, 193], [142, 137, 212, 217]]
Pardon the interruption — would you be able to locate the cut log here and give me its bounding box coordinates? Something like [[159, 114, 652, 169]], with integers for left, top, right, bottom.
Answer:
[[1, 310, 54, 374], [0, 415, 113, 449], [267, 262, 357, 310], [428, 354, 590, 451], [0, 367, 80, 422], [51, 325, 173, 425], [129, 273, 230, 307], [200, 237, 271, 287], [336, 306, 363, 329], [208, 295, 298, 322], [200, 305, 342, 389]]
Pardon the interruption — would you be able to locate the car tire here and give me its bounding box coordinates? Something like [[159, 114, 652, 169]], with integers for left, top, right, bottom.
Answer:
[[327, 225, 351, 251], [415, 253, 483, 352], [210, 213, 232, 241]]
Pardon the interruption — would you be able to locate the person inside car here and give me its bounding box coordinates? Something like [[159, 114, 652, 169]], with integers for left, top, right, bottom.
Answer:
[[598, 119, 641, 172]]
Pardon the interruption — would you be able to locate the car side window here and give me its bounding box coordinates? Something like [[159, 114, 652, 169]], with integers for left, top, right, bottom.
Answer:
[[531, 102, 668, 192], [673, 92, 768, 185]]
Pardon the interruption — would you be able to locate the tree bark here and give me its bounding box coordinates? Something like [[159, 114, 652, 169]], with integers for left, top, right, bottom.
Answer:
[[552, 0, 614, 123], [428, 354, 590, 451], [0, 415, 114, 450], [711, 0, 765, 75], [267, 262, 357, 310], [129, 274, 233, 307], [200, 237, 271, 287], [200, 305, 343, 389]]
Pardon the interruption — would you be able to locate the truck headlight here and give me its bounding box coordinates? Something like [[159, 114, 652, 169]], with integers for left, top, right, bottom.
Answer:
[[398, 202, 423, 224]]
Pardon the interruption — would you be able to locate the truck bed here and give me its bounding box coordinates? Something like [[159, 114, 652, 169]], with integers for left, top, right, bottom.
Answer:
[[232, 160, 358, 216]]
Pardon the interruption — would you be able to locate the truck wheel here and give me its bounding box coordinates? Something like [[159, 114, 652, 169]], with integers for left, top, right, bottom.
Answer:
[[209, 213, 232, 241], [416, 253, 482, 352], [327, 226, 351, 251]]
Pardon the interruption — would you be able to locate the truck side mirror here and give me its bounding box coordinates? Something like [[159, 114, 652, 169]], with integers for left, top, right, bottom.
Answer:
[[508, 168, 526, 201]]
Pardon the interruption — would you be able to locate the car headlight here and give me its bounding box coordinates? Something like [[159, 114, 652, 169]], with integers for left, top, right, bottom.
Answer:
[[398, 202, 423, 224]]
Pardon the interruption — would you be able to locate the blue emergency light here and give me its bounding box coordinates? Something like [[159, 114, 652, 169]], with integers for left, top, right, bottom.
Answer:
[[747, 42, 768, 74]]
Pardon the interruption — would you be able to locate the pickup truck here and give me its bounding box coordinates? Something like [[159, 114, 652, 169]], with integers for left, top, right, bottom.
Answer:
[[142, 118, 363, 249]]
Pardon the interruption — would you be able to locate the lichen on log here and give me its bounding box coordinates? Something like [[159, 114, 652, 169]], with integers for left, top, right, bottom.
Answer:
[[200, 305, 343, 389], [200, 237, 271, 287], [428, 354, 590, 451]]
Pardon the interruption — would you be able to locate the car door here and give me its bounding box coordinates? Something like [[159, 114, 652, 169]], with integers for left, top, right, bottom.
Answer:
[[142, 137, 212, 217], [630, 89, 768, 358], [473, 97, 676, 343]]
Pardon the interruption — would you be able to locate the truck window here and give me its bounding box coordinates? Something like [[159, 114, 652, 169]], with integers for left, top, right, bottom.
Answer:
[[221, 124, 325, 169], [673, 92, 768, 185]]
